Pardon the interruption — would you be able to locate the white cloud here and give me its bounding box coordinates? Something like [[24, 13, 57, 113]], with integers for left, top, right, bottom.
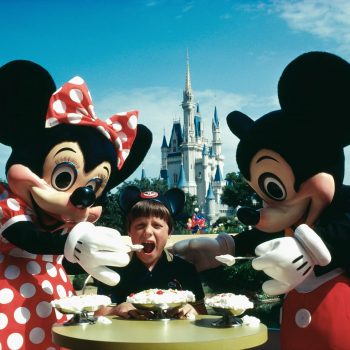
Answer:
[[271, 0, 350, 54]]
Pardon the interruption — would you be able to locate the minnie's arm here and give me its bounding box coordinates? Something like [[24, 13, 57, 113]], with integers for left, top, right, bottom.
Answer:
[[2, 221, 67, 254]]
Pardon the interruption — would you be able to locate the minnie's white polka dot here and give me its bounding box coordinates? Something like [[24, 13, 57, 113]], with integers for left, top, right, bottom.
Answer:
[[68, 290, 74, 297], [26, 261, 41, 275], [42, 280, 54, 295], [4, 265, 20, 280], [14, 307, 30, 324], [112, 121, 122, 132], [20, 283, 36, 298], [115, 138, 123, 150], [54, 308, 63, 320], [45, 117, 59, 128], [59, 268, 67, 282], [36, 301, 52, 318], [52, 100, 66, 114], [46, 263, 57, 277], [56, 284, 67, 298], [97, 126, 111, 139], [88, 105, 96, 119], [29, 327, 45, 344], [69, 76, 84, 85], [56, 255, 64, 264], [0, 313, 8, 330], [0, 288, 14, 304], [119, 131, 128, 142], [77, 106, 88, 116], [69, 88, 84, 103], [117, 111, 127, 116], [42, 254, 53, 262], [7, 198, 20, 211], [127, 114, 137, 129], [67, 113, 83, 124], [46, 347, 56, 350], [7, 333, 23, 350], [122, 149, 130, 160]]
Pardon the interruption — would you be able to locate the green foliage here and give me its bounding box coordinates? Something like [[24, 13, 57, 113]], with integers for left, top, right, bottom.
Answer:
[[222, 172, 261, 208], [212, 215, 248, 234], [72, 274, 89, 291]]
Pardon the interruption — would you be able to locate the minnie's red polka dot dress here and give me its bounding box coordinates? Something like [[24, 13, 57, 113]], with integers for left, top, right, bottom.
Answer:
[[0, 183, 74, 350]]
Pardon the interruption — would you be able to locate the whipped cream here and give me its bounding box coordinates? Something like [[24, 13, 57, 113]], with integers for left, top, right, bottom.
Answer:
[[126, 288, 195, 305]]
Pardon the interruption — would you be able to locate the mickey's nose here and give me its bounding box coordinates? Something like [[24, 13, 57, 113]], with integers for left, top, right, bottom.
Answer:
[[69, 186, 96, 209]]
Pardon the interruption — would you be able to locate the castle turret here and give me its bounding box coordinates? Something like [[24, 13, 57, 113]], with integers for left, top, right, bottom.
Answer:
[[206, 182, 216, 224], [212, 106, 222, 159]]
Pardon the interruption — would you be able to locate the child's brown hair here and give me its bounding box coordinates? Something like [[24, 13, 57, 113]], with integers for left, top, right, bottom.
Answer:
[[126, 200, 174, 234]]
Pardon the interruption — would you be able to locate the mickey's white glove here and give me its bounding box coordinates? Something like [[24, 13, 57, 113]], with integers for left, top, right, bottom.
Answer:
[[64, 222, 142, 286], [252, 224, 331, 295]]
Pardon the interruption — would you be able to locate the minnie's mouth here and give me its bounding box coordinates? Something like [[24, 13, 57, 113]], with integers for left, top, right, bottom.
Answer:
[[30, 194, 64, 230], [142, 242, 155, 254]]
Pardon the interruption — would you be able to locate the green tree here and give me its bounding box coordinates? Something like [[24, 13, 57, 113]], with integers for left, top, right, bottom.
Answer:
[[221, 172, 261, 208]]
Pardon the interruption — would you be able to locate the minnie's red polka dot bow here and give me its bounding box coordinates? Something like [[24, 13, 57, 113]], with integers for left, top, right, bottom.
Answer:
[[45, 76, 138, 170]]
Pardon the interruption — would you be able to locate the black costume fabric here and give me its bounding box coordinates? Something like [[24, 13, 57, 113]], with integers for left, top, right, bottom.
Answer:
[[97, 250, 205, 305]]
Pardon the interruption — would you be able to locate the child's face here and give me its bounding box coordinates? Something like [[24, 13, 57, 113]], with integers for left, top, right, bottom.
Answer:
[[128, 216, 169, 269]]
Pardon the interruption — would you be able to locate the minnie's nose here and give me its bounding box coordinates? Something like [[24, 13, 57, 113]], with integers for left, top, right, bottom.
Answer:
[[69, 186, 96, 209]]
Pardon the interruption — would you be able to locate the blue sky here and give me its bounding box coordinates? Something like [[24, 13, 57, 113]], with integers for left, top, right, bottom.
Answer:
[[2, 0, 350, 184]]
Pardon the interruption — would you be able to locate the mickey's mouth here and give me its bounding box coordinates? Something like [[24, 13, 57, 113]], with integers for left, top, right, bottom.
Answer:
[[142, 242, 156, 254]]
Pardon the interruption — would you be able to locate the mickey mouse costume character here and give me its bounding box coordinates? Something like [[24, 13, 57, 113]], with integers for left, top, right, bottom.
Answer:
[[0, 60, 152, 350], [173, 51, 350, 350]]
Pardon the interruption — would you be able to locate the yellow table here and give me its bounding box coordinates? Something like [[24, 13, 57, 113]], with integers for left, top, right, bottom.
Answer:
[[52, 315, 268, 350]]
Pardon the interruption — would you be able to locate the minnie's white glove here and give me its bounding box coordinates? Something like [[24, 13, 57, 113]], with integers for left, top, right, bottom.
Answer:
[[64, 222, 141, 286], [252, 224, 331, 295]]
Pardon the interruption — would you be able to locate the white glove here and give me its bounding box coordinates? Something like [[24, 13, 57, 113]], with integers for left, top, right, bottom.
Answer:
[[64, 222, 142, 286], [252, 224, 331, 295]]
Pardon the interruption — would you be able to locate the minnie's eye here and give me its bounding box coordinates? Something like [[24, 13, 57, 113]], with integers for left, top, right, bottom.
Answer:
[[258, 173, 286, 201], [51, 162, 77, 191], [85, 177, 103, 193]]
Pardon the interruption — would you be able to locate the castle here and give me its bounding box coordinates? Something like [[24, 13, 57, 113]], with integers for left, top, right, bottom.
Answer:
[[159, 57, 230, 224]]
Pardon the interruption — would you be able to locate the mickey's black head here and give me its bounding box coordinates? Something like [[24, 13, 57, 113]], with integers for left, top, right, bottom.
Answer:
[[227, 51, 350, 192]]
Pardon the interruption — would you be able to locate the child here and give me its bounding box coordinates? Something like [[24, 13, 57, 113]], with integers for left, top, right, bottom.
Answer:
[[96, 186, 207, 319]]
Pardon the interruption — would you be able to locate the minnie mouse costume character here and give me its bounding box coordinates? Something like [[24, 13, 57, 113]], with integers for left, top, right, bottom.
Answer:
[[0, 60, 152, 350], [173, 51, 350, 349]]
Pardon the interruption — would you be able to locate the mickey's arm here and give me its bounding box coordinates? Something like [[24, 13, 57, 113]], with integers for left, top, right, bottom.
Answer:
[[172, 229, 283, 272]]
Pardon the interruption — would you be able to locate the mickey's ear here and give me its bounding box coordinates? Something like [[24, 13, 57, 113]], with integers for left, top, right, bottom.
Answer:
[[0, 60, 56, 147], [109, 124, 152, 190], [278, 51, 350, 117], [163, 188, 185, 217], [226, 111, 254, 140], [118, 186, 141, 214]]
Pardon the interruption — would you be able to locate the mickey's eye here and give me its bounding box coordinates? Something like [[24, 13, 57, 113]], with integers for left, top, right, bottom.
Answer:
[[51, 162, 77, 191], [258, 173, 286, 201], [85, 177, 103, 193]]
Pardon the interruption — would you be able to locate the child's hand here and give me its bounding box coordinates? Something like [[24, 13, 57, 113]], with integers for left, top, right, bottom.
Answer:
[[111, 302, 154, 320], [168, 303, 197, 320]]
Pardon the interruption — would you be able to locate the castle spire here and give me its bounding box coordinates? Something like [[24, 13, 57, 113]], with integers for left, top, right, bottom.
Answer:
[[185, 49, 192, 93]]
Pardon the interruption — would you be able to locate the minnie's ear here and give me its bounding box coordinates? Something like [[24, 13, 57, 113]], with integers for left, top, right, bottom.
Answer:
[[109, 124, 152, 190], [117, 186, 141, 214], [226, 111, 254, 140], [163, 188, 185, 217], [0, 60, 56, 147]]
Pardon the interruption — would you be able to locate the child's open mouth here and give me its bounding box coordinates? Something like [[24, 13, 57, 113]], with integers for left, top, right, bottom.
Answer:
[[142, 242, 155, 254]]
